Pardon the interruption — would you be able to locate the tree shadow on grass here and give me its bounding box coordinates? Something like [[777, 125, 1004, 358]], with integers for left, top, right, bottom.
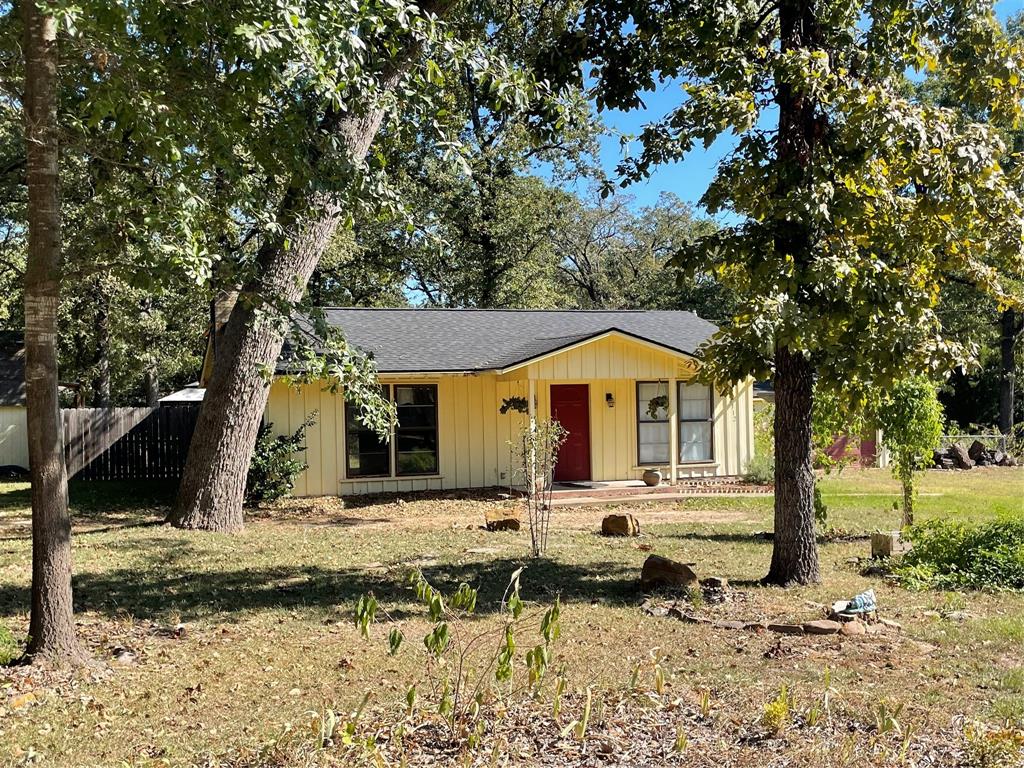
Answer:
[[658, 531, 775, 545], [0, 556, 642, 624], [0, 480, 175, 541]]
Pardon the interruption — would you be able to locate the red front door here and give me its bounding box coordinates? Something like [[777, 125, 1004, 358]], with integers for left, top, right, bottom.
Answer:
[[550, 384, 591, 482]]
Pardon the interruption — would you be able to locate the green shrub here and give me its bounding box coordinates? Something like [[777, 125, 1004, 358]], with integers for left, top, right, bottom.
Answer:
[[245, 412, 318, 505], [745, 452, 774, 484], [0, 624, 20, 664], [895, 519, 1024, 591], [753, 404, 774, 457]]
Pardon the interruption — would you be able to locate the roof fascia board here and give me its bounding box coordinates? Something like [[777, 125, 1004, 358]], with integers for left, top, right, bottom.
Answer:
[[498, 329, 700, 375]]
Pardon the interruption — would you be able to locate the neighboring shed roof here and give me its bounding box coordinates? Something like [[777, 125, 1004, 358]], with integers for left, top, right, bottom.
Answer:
[[284, 309, 718, 374], [159, 385, 206, 403], [0, 332, 25, 406]]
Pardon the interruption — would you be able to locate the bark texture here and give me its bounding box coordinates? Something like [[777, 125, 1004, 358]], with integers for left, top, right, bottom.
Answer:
[[766, 346, 820, 585], [764, 0, 822, 586], [143, 366, 159, 406], [22, 0, 86, 663], [169, 101, 398, 532]]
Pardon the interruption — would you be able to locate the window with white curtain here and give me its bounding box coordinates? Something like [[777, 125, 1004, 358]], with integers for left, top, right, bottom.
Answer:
[[678, 381, 713, 462], [636, 381, 670, 464]]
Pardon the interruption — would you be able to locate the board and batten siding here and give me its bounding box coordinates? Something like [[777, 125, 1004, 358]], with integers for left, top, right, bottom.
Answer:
[[265, 377, 529, 497], [0, 406, 28, 468], [264, 334, 754, 496]]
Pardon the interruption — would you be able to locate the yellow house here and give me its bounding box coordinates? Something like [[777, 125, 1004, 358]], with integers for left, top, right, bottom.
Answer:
[[265, 309, 754, 497]]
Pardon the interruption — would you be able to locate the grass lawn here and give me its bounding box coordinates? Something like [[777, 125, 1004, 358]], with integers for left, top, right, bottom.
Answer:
[[0, 468, 1022, 766]]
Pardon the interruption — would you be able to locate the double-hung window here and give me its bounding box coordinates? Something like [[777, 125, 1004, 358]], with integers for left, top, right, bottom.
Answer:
[[636, 380, 714, 464], [345, 384, 439, 478], [678, 381, 713, 462], [637, 382, 670, 464]]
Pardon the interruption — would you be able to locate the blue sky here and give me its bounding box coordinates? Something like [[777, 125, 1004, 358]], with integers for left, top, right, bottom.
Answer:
[[590, 0, 1023, 215]]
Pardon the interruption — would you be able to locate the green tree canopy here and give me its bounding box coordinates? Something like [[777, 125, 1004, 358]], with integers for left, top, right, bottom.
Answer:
[[546, 0, 1024, 584]]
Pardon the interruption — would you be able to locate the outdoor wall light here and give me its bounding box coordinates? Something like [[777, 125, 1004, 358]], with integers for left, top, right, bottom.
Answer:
[[606, 393, 615, 408]]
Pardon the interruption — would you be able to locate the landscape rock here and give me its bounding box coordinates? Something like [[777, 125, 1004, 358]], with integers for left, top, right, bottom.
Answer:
[[640, 555, 699, 591], [767, 623, 805, 635], [840, 620, 866, 636], [602, 513, 640, 537], [485, 511, 521, 532], [968, 440, 989, 463], [803, 619, 843, 635], [993, 450, 1006, 465], [701, 577, 729, 589], [871, 531, 910, 559], [949, 442, 974, 470]]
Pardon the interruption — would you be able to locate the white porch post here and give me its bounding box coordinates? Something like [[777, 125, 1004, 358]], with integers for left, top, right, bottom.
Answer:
[[528, 378, 537, 491], [668, 377, 678, 484]]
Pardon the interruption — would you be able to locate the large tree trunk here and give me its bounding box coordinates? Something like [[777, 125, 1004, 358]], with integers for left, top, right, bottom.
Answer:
[[22, 0, 86, 663], [766, 346, 820, 585], [998, 308, 1019, 436], [168, 110, 393, 532], [764, 0, 822, 586]]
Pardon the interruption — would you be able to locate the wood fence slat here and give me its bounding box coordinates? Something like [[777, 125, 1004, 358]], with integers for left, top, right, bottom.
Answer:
[[61, 405, 199, 481]]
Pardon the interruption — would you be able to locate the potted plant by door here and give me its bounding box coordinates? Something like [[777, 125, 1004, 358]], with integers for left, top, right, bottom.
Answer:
[[642, 468, 662, 487]]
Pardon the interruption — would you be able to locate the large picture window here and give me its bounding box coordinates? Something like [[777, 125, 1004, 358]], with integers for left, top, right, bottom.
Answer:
[[637, 382, 670, 465], [394, 385, 438, 476], [345, 385, 392, 477], [345, 384, 439, 478], [678, 381, 713, 462]]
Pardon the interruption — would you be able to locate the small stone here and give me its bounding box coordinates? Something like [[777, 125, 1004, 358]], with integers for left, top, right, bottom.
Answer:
[[640, 554, 699, 592], [601, 513, 640, 537], [803, 619, 843, 635], [768, 623, 805, 635], [701, 577, 729, 589], [943, 610, 974, 622], [841, 620, 866, 636], [714, 620, 747, 631], [667, 607, 710, 624], [112, 647, 136, 664], [641, 598, 669, 618], [879, 618, 902, 631]]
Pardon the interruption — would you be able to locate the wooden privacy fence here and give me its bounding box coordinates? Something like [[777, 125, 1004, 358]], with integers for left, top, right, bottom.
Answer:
[[62, 405, 200, 480]]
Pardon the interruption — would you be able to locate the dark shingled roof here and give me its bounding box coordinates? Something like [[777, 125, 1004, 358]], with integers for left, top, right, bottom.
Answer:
[[290, 309, 718, 373], [0, 332, 25, 406]]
